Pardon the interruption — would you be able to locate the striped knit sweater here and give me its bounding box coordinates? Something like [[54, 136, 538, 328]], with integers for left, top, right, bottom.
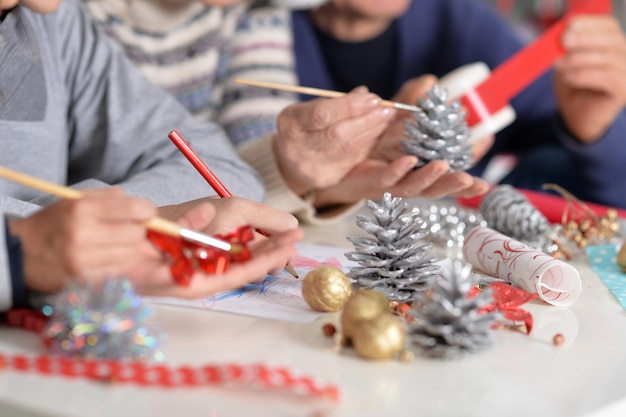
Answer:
[[84, 0, 354, 224]]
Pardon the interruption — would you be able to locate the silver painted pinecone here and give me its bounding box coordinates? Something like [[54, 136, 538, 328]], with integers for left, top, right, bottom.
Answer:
[[345, 193, 441, 303], [479, 185, 550, 244], [403, 85, 473, 172], [408, 262, 500, 359]]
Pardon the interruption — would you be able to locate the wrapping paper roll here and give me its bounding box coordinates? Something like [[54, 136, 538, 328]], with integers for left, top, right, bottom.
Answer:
[[463, 226, 581, 306]]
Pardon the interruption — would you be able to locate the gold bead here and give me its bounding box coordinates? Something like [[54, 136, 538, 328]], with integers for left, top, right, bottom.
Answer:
[[301, 266, 352, 312], [579, 219, 592, 232], [352, 314, 406, 360], [606, 209, 618, 220], [553, 333, 565, 347], [341, 289, 389, 340]]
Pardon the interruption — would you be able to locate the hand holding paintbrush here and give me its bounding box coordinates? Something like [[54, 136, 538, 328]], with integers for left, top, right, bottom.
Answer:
[[0, 166, 301, 298]]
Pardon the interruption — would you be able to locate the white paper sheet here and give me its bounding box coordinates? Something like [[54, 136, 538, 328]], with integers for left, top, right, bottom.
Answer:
[[148, 243, 357, 323]]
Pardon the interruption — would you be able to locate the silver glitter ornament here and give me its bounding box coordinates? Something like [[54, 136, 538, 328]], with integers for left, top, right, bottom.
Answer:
[[408, 262, 500, 359], [345, 193, 441, 303], [403, 85, 473, 172], [43, 278, 165, 362], [479, 185, 550, 247], [415, 203, 487, 257]]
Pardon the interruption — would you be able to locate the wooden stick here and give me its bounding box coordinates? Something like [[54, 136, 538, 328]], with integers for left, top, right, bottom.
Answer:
[[168, 131, 299, 279], [0, 166, 239, 253], [235, 78, 421, 113]]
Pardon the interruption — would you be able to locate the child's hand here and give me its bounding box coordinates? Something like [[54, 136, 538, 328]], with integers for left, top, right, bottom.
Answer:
[[9, 187, 157, 293]]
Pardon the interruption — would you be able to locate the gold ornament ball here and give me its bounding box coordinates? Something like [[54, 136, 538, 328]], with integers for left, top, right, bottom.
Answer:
[[301, 266, 352, 312], [617, 243, 626, 273], [341, 289, 390, 340], [352, 314, 406, 360]]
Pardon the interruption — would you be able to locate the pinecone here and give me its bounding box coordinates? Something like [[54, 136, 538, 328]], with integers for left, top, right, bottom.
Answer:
[[345, 193, 441, 303], [408, 261, 500, 359], [479, 185, 549, 244], [402, 85, 473, 172]]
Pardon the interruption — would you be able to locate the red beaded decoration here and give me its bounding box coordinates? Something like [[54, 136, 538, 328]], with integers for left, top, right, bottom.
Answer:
[[0, 353, 340, 401], [147, 225, 253, 286], [4, 308, 49, 333]]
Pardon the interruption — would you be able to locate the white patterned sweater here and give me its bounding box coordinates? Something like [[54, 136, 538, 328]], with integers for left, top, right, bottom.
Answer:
[[85, 0, 354, 223]]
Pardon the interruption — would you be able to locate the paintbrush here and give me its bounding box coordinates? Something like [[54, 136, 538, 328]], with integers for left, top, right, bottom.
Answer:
[[235, 78, 421, 112], [0, 166, 240, 253]]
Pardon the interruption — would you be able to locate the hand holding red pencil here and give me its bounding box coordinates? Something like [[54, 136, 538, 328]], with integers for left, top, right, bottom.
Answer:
[[167, 130, 301, 278]]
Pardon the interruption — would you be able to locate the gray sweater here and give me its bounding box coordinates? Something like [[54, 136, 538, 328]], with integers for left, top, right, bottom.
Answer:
[[0, 1, 265, 310]]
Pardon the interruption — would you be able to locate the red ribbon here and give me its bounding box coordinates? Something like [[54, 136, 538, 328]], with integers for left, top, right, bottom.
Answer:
[[461, 0, 612, 127], [458, 186, 626, 223], [147, 225, 253, 286], [470, 282, 538, 333]]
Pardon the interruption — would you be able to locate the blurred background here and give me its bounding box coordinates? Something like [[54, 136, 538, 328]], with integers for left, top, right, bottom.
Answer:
[[480, 0, 626, 40]]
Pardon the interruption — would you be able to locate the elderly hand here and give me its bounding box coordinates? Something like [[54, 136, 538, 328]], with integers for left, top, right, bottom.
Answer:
[[555, 15, 626, 143], [309, 73, 493, 208], [314, 156, 490, 207], [11, 188, 302, 298], [273, 87, 396, 197]]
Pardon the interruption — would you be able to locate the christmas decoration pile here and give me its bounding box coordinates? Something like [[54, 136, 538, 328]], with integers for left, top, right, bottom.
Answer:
[[402, 85, 473, 172], [408, 262, 500, 359], [479, 184, 622, 260], [43, 278, 165, 362], [345, 193, 441, 302]]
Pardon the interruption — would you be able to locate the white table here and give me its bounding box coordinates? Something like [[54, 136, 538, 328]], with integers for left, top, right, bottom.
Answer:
[[2, 204, 626, 417]]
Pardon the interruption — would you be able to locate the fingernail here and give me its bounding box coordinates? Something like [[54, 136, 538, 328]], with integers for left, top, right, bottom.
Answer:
[[379, 107, 394, 118], [360, 94, 381, 109]]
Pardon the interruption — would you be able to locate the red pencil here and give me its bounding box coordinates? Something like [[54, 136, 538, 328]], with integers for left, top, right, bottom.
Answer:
[[168, 130, 299, 278]]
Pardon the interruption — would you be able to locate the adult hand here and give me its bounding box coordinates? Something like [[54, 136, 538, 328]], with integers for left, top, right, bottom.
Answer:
[[158, 196, 299, 239], [11, 188, 302, 298], [158, 196, 301, 276], [314, 156, 490, 207], [274, 87, 396, 196], [312, 74, 491, 207], [373, 75, 494, 164], [555, 15, 626, 143], [9, 188, 157, 293], [129, 200, 303, 298]]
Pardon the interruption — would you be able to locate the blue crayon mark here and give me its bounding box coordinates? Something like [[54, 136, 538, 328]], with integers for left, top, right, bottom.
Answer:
[[209, 274, 282, 301]]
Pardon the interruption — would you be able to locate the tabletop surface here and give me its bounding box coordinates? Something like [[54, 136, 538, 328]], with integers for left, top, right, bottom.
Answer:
[[2, 202, 626, 417]]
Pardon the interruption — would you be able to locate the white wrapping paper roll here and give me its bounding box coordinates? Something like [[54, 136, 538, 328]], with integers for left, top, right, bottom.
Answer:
[[463, 226, 581, 306]]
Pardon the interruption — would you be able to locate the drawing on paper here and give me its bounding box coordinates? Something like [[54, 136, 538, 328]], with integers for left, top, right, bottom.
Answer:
[[150, 243, 356, 323]]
